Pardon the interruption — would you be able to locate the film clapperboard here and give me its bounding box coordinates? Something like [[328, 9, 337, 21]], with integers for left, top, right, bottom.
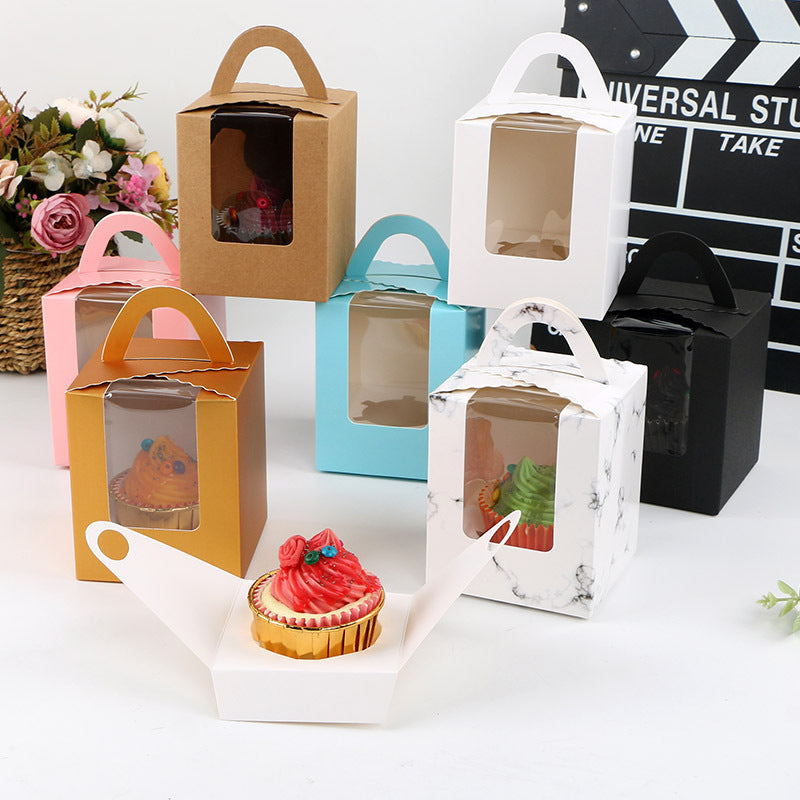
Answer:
[[539, 0, 800, 392]]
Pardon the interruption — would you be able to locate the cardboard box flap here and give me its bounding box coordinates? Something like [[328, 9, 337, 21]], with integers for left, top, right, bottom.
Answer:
[[182, 85, 351, 117], [83, 512, 518, 692], [85, 521, 239, 666], [49, 211, 180, 295], [433, 299, 644, 417], [181, 26, 351, 118], [330, 216, 452, 304], [608, 233, 769, 336], [69, 287, 256, 398], [460, 31, 634, 131]]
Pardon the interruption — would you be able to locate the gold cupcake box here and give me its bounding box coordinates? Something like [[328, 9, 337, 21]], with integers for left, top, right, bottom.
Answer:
[[67, 286, 266, 582]]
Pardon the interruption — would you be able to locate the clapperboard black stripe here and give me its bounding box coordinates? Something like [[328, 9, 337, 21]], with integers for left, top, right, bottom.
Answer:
[[559, 0, 800, 393]]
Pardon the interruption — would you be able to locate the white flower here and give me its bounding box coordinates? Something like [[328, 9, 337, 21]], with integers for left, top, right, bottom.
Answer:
[[30, 151, 73, 191], [72, 141, 113, 180], [53, 97, 97, 129], [0, 159, 22, 200], [98, 108, 146, 152]]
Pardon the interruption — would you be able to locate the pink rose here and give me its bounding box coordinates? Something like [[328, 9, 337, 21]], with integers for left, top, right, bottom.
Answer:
[[278, 535, 307, 569], [30, 193, 94, 255]]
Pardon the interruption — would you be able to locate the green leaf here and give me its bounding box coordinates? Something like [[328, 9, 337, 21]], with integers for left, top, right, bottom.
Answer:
[[777, 581, 796, 597], [30, 106, 59, 131], [120, 230, 143, 244], [107, 152, 128, 179], [779, 602, 794, 617], [74, 119, 97, 151], [793, 614, 800, 634]]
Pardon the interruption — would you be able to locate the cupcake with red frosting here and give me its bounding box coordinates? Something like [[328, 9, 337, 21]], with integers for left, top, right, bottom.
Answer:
[[248, 529, 384, 659]]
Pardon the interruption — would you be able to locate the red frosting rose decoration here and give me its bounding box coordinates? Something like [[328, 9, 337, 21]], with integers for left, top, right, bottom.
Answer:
[[30, 193, 94, 255], [278, 535, 306, 569]]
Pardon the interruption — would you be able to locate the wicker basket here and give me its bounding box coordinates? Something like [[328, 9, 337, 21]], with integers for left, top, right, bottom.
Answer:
[[0, 248, 85, 374]]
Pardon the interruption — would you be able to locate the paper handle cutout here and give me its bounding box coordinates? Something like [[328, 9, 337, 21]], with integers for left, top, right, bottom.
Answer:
[[475, 297, 609, 384], [210, 25, 328, 101], [488, 31, 610, 107], [401, 511, 519, 667], [101, 286, 234, 364], [85, 520, 240, 667], [346, 215, 449, 282], [618, 231, 738, 310], [77, 211, 180, 276]]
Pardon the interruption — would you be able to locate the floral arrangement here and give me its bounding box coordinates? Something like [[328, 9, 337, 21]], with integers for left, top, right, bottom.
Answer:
[[0, 87, 176, 263]]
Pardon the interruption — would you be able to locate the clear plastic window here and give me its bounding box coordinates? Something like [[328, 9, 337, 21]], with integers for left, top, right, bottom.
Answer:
[[608, 314, 695, 457], [75, 286, 152, 370], [463, 386, 569, 551], [210, 104, 296, 245], [486, 114, 578, 261], [348, 290, 434, 428], [104, 378, 201, 531]]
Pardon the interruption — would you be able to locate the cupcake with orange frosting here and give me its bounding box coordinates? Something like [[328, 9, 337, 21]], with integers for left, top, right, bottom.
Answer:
[[109, 435, 199, 530], [248, 529, 384, 659], [478, 456, 555, 552]]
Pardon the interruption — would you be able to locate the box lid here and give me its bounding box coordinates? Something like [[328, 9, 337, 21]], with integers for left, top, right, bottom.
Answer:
[[180, 26, 354, 120], [608, 233, 772, 337], [68, 286, 258, 399], [329, 215, 456, 305], [46, 211, 181, 296], [459, 31, 635, 131], [433, 298, 646, 417]]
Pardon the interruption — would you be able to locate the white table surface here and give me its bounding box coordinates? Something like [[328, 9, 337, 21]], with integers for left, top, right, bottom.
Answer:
[[2, 298, 799, 798]]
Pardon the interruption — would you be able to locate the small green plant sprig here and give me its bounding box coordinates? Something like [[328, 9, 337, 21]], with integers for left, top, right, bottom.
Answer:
[[758, 581, 800, 633]]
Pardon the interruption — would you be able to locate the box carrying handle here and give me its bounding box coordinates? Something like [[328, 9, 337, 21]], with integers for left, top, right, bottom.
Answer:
[[346, 215, 449, 282], [211, 25, 328, 101], [475, 297, 609, 384], [488, 31, 610, 108], [618, 231, 738, 310], [77, 211, 179, 277], [102, 286, 234, 364]]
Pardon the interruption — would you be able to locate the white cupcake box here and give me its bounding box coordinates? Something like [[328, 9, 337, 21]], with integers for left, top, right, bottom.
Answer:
[[84, 510, 519, 724]]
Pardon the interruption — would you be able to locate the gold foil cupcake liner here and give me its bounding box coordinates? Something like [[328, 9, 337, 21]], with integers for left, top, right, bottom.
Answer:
[[248, 571, 384, 660], [109, 471, 200, 531]]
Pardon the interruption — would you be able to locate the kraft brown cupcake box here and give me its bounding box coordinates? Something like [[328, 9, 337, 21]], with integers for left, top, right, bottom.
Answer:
[[83, 510, 519, 724]]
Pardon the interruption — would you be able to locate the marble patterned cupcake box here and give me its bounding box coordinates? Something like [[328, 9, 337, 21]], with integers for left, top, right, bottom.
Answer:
[[42, 212, 225, 467], [447, 31, 635, 319], [83, 511, 519, 724], [426, 298, 647, 618], [66, 286, 265, 583]]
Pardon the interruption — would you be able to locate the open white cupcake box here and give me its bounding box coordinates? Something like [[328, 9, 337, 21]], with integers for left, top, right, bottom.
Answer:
[[85, 511, 519, 724]]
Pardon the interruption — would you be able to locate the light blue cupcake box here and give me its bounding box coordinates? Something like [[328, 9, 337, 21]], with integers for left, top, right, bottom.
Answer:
[[315, 215, 484, 479]]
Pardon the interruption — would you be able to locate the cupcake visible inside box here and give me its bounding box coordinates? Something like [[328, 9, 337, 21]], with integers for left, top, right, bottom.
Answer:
[[348, 290, 435, 429], [104, 377, 201, 531], [75, 286, 153, 371], [464, 386, 569, 552], [486, 114, 579, 262], [210, 104, 296, 246]]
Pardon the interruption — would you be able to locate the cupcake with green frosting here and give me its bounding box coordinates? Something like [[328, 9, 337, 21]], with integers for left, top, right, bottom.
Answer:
[[478, 456, 555, 551]]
